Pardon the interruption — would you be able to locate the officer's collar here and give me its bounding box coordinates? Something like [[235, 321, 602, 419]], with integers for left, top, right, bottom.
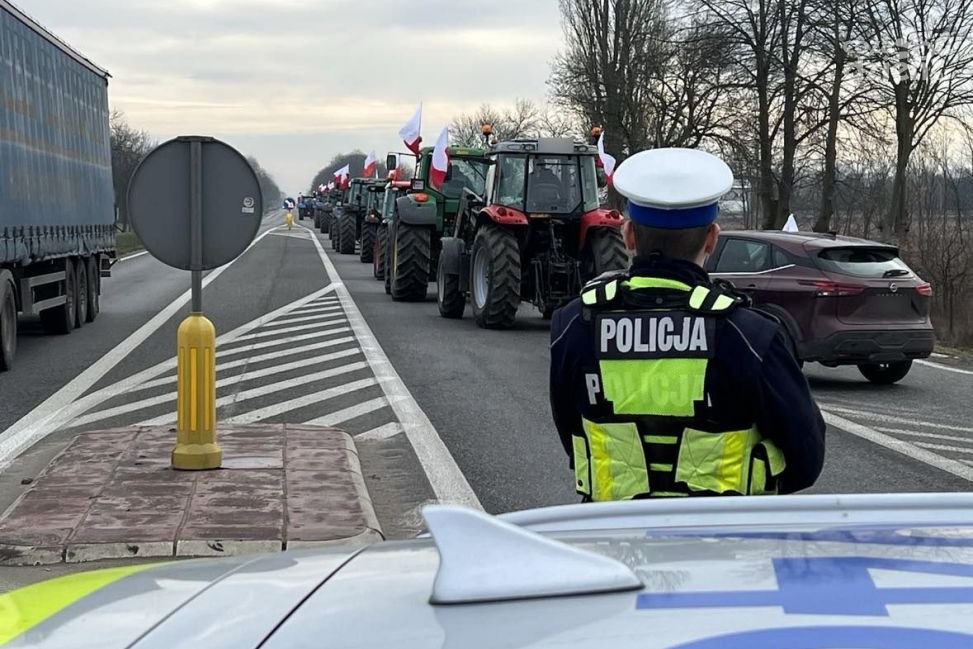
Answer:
[[630, 252, 709, 285]]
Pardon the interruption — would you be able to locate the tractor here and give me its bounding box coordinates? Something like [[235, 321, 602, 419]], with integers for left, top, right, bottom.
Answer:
[[383, 146, 490, 301], [437, 137, 627, 328], [332, 178, 385, 257], [371, 179, 412, 284], [314, 188, 338, 234]]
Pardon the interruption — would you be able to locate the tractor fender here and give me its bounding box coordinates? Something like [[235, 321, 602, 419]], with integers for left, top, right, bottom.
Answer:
[[440, 236, 465, 277], [477, 205, 527, 226], [395, 195, 438, 226], [579, 208, 624, 249]]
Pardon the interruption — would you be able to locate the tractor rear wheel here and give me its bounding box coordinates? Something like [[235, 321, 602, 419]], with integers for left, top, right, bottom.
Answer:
[[391, 223, 430, 301], [584, 228, 628, 280], [374, 225, 388, 280], [360, 222, 376, 263], [338, 214, 356, 254], [330, 217, 338, 249], [470, 225, 520, 329], [437, 248, 465, 319]]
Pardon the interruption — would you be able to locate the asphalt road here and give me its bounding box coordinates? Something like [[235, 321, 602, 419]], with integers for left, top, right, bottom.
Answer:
[[2, 212, 972, 536]]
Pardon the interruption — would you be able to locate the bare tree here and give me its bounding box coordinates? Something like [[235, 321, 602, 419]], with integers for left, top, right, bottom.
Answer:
[[109, 110, 155, 225], [449, 99, 544, 146], [849, 0, 973, 241]]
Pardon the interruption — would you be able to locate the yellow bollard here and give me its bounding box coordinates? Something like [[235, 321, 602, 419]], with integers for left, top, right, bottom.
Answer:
[[172, 312, 221, 470]]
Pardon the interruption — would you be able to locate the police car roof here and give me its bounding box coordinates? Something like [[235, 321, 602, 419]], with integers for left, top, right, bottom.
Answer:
[[18, 493, 973, 649]]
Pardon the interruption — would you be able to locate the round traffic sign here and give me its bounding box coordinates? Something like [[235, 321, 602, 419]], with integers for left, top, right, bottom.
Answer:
[[127, 137, 264, 271]]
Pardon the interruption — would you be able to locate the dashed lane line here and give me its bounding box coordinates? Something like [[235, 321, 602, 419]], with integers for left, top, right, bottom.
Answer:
[[222, 378, 378, 425], [0, 226, 287, 469], [822, 410, 973, 482], [304, 224, 483, 509]]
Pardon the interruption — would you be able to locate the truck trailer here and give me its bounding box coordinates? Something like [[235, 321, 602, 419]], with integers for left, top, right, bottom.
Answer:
[[0, 0, 116, 371]]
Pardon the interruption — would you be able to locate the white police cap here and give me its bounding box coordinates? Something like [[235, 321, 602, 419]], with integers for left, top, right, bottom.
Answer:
[[613, 148, 734, 229]]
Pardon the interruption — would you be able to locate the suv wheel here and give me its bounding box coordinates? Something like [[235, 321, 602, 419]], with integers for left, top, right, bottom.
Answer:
[[858, 360, 912, 385]]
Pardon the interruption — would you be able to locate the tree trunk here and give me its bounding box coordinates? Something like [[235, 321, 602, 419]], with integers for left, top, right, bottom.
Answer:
[[815, 20, 846, 233], [756, 55, 777, 230], [888, 83, 914, 242]]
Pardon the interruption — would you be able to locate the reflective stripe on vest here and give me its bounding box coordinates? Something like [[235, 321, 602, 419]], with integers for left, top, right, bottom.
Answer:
[[573, 422, 786, 500], [599, 358, 708, 417]]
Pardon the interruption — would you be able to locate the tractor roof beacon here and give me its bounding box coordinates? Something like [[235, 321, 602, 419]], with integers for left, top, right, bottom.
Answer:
[[383, 146, 491, 303], [436, 137, 628, 328]]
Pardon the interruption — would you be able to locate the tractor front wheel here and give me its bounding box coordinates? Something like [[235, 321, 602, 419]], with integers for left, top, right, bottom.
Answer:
[[391, 223, 430, 301], [437, 249, 465, 319], [374, 225, 388, 280], [338, 214, 356, 254], [470, 225, 520, 329], [360, 222, 376, 264]]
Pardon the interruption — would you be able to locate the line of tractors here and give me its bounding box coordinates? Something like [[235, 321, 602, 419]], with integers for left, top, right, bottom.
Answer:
[[303, 134, 628, 329]]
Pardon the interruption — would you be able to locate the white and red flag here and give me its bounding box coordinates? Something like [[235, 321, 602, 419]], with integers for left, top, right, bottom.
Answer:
[[597, 130, 616, 183], [362, 150, 377, 178], [398, 103, 422, 155], [334, 164, 351, 189], [429, 127, 450, 191]]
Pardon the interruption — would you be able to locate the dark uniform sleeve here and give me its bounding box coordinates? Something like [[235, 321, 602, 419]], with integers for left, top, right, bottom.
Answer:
[[549, 306, 582, 461], [753, 330, 826, 493]]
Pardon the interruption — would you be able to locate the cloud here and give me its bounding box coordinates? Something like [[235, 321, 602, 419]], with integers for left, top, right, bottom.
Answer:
[[22, 0, 565, 191]]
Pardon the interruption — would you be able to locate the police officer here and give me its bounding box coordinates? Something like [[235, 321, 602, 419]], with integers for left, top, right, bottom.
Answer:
[[549, 148, 825, 501]]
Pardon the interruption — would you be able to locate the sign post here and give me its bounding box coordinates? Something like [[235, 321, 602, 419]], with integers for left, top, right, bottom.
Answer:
[[128, 136, 263, 470]]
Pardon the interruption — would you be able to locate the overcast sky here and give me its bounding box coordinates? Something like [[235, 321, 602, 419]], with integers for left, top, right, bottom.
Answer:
[[24, 0, 564, 192]]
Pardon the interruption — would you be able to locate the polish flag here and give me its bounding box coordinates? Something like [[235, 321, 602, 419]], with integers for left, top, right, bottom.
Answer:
[[398, 103, 422, 155], [363, 150, 377, 178], [429, 126, 450, 191], [597, 130, 616, 183], [318, 184, 326, 193], [335, 164, 351, 189]]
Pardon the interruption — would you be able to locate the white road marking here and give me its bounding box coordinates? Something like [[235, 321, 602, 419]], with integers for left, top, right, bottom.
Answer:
[[876, 427, 973, 445], [67, 349, 363, 429], [218, 327, 351, 357], [823, 410, 973, 482], [913, 441, 973, 456], [131, 338, 358, 393], [117, 250, 149, 262], [290, 302, 341, 315], [0, 227, 284, 469], [227, 318, 346, 342], [222, 377, 378, 425], [137, 362, 370, 426], [303, 397, 388, 427], [917, 359, 973, 376], [269, 308, 345, 326], [356, 422, 404, 442], [821, 404, 973, 433], [304, 224, 482, 509]]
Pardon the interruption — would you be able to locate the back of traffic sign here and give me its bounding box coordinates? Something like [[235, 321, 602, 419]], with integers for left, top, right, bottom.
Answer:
[[127, 136, 263, 271]]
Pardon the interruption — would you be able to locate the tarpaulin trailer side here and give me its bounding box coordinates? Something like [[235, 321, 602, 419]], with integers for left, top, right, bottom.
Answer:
[[0, 0, 116, 370]]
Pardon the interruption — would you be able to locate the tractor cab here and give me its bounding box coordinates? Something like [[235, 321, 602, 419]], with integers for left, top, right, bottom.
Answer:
[[487, 139, 601, 218]]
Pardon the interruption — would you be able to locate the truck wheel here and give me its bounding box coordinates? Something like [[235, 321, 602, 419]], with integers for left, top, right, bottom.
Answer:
[[0, 270, 16, 371], [75, 259, 88, 328], [338, 214, 356, 254], [40, 258, 76, 335], [85, 256, 100, 322], [391, 223, 431, 301], [374, 225, 388, 280], [437, 249, 465, 319], [584, 228, 628, 279], [858, 360, 912, 385], [471, 225, 520, 329], [360, 222, 376, 264]]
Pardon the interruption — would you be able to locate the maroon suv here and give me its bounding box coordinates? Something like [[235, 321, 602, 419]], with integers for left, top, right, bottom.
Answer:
[[705, 231, 934, 384]]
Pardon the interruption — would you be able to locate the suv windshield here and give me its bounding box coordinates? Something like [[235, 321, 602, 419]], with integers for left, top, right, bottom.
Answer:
[[815, 247, 913, 278], [439, 158, 489, 199]]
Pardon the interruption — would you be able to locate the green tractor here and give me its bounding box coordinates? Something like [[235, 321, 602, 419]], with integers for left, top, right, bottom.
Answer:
[[382, 146, 490, 301], [314, 189, 338, 234], [437, 137, 628, 328], [332, 178, 385, 257], [371, 179, 412, 285]]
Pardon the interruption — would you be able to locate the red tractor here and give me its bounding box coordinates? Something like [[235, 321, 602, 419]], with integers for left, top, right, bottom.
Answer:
[[437, 138, 627, 328]]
